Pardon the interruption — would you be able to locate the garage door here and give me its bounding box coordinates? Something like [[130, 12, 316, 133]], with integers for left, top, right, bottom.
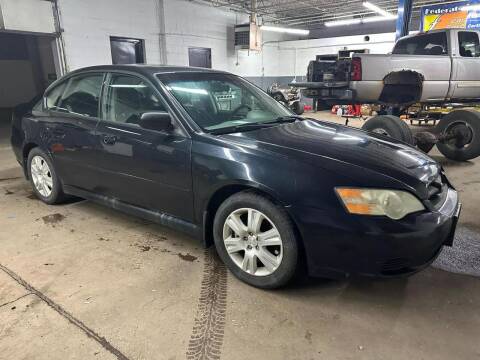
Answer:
[[0, 0, 56, 34]]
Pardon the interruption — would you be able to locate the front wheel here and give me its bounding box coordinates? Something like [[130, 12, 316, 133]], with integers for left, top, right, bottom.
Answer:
[[27, 148, 66, 204], [213, 191, 299, 289]]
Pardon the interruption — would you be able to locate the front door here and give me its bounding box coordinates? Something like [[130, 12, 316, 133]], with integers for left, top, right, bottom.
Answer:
[[95, 73, 194, 221]]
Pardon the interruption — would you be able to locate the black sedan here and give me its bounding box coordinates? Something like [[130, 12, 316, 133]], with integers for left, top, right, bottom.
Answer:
[[11, 65, 461, 288]]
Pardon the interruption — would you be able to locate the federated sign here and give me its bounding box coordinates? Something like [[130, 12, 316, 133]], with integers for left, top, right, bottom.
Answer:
[[421, 1, 480, 31]]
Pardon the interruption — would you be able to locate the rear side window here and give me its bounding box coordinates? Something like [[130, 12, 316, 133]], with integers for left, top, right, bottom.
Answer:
[[58, 74, 104, 117], [459, 32, 480, 57], [103, 74, 166, 125], [393, 32, 448, 56], [45, 81, 67, 110]]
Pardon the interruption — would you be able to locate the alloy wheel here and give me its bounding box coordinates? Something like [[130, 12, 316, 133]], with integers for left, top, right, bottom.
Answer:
[[222, 208, 283, 276], [30, 155, 53, 197]]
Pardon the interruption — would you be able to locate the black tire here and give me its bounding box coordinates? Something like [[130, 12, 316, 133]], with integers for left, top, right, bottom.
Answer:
[[291, 101, 304, 115], [27, 147, 66, 204], [272, 93, 285, 103], [362, 115, 415, 145], [213, 191, 299, 289], [436, 109, 480, 161]]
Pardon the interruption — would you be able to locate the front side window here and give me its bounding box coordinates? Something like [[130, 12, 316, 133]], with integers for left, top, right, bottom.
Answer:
[[459, 31, 480, 57], [45, 81, 68, 110], [58, 74, 104, 117], [157, 73, 291, 132], [393, 32, 448, 56], [104, 74, 166, 125]]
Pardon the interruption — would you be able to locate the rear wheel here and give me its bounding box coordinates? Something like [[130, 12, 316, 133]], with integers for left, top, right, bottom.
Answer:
[[27, 148, 66, 204], [362, 115, 415, 145], [436, 109, 480, 161], [213, 191, 299, 289]]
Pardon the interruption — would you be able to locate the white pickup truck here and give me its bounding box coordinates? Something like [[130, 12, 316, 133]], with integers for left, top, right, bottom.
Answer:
[[300, 29, 480, 106], [296, 29, 480, 161]]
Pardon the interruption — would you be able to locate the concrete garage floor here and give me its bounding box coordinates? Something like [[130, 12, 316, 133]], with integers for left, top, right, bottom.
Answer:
[[1, 112, 480, 360]]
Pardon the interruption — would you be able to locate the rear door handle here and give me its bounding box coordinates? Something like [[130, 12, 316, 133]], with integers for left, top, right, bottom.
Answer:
[[103, 135, 117, 145]]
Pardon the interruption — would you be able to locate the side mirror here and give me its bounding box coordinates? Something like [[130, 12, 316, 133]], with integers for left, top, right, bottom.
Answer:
[[139, 112, 173, 132]]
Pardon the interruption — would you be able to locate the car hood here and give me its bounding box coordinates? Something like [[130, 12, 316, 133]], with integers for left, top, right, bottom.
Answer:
[[219, 120, 440, 198]]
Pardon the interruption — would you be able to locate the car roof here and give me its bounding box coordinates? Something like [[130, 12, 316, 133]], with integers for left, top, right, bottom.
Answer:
[[399, 28, 479, 41], [67, 64, 228, 77]]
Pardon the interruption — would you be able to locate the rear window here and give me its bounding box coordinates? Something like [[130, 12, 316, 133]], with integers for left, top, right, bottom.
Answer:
[[459, 31, 480, 57], [393, 32, 448, 56]]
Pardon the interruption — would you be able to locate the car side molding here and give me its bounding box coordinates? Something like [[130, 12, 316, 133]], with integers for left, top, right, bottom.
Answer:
[[63, 185, 201, 239]]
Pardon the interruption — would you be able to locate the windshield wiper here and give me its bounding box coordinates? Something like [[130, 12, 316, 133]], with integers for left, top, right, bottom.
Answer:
[[209, 122, 276, 135], [260, 115, 303, 125], [209, 115, 303, 135]]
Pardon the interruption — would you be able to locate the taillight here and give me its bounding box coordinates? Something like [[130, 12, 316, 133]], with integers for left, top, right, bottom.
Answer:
[[351, 57, 362, 81]]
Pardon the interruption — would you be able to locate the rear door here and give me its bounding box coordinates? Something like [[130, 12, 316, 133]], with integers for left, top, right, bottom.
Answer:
[[451, 31, 480, 100], [95, 72, 194, 221], [44, 72, 105, 191]]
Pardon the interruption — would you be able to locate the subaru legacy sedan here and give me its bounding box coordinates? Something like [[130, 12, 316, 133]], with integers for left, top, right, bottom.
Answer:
[[11, 65, 461, 288]]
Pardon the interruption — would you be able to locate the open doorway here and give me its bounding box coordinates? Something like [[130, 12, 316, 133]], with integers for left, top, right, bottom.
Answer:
[[0, 32, 60, 145]]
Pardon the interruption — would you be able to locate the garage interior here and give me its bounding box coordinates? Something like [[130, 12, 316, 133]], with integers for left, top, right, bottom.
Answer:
[[1, 1, 479, 360]]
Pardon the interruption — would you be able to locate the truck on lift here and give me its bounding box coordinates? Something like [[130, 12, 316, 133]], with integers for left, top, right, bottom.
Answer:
[[295, 29, 480, 161]]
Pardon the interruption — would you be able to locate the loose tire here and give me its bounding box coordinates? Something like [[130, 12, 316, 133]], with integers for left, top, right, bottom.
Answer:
[[213, 191, 299, 289], [362, 115, 415, 145], [436, 109, 480, 161], [272, 93, 286, 103], [291, 101, 305, 115], [27, 148, 66, 204]]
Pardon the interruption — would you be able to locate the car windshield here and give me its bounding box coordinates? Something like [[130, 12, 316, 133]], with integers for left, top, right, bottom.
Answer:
[[157, 72, 292, 132]]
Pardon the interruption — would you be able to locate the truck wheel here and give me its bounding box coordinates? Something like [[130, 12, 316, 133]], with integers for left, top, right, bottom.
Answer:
[[291, 101, 304, 115], [361, 115, 415, 145], [436, 109, 480, 161]]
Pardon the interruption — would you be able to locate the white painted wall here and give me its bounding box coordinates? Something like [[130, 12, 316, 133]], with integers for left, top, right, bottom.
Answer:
[[57, 0, 163, 70], [56, 0, 296, 77], [162, 0, 296, 76]]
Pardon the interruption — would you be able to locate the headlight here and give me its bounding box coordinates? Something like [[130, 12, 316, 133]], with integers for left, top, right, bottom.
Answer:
[[335, 188, 425, 220]]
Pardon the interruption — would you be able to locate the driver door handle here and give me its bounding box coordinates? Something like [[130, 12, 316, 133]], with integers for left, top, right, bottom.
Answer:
[[103, 135, 117, 145]]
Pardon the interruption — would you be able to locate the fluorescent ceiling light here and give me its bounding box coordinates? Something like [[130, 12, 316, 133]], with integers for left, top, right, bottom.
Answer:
[[362, 1, 396, 19], [325, 18, 362, 27], [261, 25, 310, 35], [362, 15, 396, 23], [325, 15, 395, 27]]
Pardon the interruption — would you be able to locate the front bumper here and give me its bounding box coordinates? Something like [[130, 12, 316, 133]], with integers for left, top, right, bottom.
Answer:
[[291, 188, 460, 279]]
